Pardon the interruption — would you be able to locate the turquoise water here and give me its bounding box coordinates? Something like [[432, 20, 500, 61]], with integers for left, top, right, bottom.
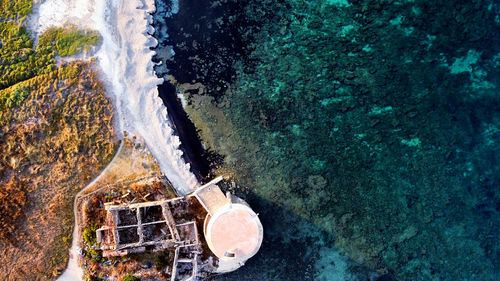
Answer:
[[153, 0, 500, 280]]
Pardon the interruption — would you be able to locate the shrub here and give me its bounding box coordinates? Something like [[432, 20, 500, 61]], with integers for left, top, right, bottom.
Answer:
[[0, 176, 27, 240], [83, 225, 98, 246], [0, 84, 29, 109], [85, 248, 102, 264], [122, 274, 140, 281], [38, 26, 102, 57]]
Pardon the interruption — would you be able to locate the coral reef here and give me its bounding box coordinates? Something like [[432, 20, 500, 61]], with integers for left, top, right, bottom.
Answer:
[[154, 0, 500, 280]]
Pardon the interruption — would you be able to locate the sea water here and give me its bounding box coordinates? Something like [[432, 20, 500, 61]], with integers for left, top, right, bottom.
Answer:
[[152, 0, 500, 280]]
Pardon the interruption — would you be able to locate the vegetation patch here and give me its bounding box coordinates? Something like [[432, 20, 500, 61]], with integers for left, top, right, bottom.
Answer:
[[0, 176, 27, 240], [83, 224, 99, 247], [0, 84, 30, 109], [38, 25, 101, 57], [0, 0, 101, 89], [0, 1, 118, 281], [122, 274, 140, 281], [0, 62, 118, 281]]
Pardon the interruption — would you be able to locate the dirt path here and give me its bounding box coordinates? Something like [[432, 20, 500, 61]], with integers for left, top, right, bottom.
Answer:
[[57, 141, 124, 281]]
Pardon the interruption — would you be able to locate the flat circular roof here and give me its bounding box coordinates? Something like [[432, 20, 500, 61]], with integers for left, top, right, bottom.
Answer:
[[205, 203, 263, 261]]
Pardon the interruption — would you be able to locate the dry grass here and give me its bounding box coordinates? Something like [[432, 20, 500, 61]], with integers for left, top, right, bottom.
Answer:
[[76, 136, 175, 237], [81, 136, 162, 193], [0, 62, 118, 281]]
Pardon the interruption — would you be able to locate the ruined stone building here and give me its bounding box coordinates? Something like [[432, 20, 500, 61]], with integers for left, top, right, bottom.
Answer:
[[96, 198, 199, 281], [96, 176, 263, 280]]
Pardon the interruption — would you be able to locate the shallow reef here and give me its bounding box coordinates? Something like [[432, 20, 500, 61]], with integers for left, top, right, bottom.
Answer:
[[153, 0, 500, 280]]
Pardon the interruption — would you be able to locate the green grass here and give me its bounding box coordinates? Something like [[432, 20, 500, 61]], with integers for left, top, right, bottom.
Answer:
[[0, 0, 102, 90], [0, 83, 29, 109], [38, 26, 102, 57], [122, 274, 140, 281]]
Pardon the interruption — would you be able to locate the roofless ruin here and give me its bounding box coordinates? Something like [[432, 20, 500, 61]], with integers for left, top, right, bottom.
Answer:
[[95, 176, 263, 280]]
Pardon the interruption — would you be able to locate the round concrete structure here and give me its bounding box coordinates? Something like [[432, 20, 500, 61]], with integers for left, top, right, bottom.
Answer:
[[204, 203, 263, 267]]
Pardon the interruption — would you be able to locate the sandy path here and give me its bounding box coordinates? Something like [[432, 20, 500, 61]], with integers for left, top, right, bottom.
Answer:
[[57, 142, 124, 281]]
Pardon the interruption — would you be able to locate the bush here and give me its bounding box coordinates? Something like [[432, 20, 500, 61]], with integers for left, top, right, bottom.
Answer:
[[85, 248, 102, 264], [38, 26, 101, 57], [122, 274, 140, 281], [0, 176, 27, 240], [83, 226, 98, 246], [0, 84, 29, 109]]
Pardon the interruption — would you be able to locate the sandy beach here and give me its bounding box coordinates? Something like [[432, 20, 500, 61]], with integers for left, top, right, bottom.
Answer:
[[31, 0, 199, 195]]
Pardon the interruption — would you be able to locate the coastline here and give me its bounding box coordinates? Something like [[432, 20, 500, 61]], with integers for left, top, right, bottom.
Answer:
[[20, 0, 500, 280], [31, 0, 199, 196], [156, 80, 213, 181], [106, 0, 200, 194]]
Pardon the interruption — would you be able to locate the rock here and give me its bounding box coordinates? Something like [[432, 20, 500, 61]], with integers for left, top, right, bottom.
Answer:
[[376, 274, 397, 281], [340, 212, 353, 225], [394, 226, 418, 243], [307, 175, 328, 189]]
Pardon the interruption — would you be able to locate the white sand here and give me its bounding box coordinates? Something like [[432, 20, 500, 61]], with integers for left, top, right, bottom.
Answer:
[[32, 0, 199, 195], [32, 0, 92, 31], [93, 0, 199, 194]]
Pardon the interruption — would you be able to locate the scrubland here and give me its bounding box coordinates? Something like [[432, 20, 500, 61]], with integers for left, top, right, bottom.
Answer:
[[1, 0, 117, 279]]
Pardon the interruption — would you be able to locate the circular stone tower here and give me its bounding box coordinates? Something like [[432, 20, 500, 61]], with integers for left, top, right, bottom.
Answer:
[[204, 202, 263, 268], [192, 177, 263, 272]]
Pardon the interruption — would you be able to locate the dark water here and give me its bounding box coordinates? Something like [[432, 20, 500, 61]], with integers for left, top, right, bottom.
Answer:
[[153, 0, 500, 280], [157, 81, 212, 181]]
